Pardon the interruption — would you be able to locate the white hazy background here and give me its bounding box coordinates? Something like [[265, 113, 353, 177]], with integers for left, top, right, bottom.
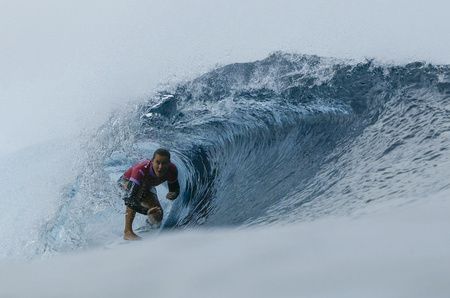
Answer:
[[1, 1, 450, 297], [1, 0, 449, 156]]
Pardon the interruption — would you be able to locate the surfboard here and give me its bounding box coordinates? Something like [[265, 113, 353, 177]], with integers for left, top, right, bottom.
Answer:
[[134, 221, 161, 235], [103, 221, 161, 250], [103, 238, 134, 250]]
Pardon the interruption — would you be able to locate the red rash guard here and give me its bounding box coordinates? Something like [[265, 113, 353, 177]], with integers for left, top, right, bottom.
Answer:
[[122, 159, 178, 192]]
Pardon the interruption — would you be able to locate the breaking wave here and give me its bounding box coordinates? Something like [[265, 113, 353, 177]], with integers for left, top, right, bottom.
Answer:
[[6, 52, 450, 258]]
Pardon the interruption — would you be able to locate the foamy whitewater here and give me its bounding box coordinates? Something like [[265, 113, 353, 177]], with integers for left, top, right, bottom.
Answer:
[[1, 1, 449, 297]]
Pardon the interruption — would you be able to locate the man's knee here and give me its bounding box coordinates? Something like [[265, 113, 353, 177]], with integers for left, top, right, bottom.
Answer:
[[148, 207, 163, 224]]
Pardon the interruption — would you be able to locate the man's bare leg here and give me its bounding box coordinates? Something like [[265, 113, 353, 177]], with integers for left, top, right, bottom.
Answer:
[[124, 206, 141, 240]]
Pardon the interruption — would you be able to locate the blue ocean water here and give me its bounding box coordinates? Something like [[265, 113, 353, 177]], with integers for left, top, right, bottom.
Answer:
[[139, 52, 450, 228], [2, 52, 449, 259]]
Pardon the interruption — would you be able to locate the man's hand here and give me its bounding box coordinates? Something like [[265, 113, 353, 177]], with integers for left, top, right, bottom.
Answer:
[[166, 192, 178, 200]]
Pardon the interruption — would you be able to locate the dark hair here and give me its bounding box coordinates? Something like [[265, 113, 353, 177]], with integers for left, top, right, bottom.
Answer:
[[153, 148, 171, 159]]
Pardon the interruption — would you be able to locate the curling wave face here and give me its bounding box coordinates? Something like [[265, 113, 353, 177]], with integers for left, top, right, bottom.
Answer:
[[141, 52, 450, 228]]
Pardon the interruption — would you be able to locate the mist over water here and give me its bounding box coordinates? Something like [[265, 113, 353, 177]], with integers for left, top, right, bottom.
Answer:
[[0, 0, 449, 263], [1, 2, 450, 297]]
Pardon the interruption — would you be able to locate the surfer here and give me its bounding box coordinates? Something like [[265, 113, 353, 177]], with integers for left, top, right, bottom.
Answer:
[[118, 148, 180, 240]]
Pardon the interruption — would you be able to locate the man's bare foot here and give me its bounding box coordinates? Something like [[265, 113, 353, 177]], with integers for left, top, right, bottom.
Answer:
[[123, 231, 142, 241]]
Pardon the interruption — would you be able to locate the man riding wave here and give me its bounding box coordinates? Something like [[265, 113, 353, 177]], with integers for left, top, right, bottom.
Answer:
[[118, 148, 180, 240]]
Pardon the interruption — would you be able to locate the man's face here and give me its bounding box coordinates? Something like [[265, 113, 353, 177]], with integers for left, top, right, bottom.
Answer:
[[152, 154, 170, 177]]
